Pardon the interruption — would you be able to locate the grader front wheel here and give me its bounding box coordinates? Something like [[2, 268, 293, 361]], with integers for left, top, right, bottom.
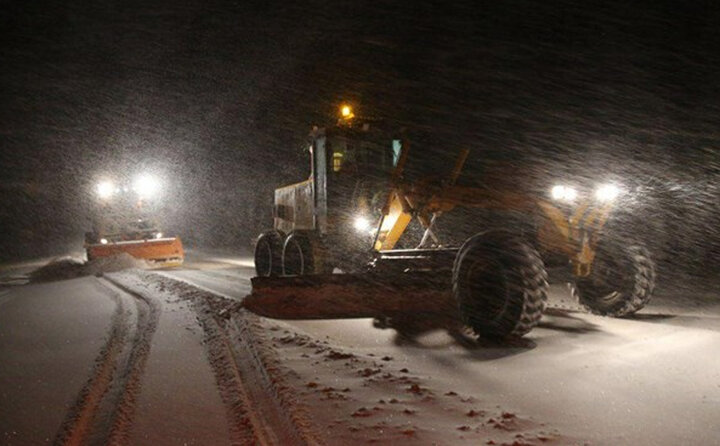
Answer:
[[572, 244, 655, 317], [453, 232, 548, 339]]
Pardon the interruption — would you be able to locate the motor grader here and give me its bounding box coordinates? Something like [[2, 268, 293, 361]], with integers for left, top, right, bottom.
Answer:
[[246, 106, 655, 338]]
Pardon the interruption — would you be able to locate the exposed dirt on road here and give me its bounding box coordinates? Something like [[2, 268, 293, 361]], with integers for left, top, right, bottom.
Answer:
[[264, 325, 574, 445]]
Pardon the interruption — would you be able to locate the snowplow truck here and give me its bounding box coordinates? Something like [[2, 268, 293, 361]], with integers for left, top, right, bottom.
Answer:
[[85, 179, 184, 266], [246, 111, 655, 339]]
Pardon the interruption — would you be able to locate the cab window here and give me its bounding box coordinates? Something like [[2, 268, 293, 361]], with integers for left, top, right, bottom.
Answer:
[[328, 136, 395, 175]]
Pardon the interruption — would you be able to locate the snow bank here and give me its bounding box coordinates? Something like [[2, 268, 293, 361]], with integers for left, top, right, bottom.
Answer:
[[30, 254, 148, 283]]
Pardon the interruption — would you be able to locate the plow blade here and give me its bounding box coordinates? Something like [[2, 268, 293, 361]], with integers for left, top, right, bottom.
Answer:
[[87, 237, 184, 266], [244, 272, 454, 320]]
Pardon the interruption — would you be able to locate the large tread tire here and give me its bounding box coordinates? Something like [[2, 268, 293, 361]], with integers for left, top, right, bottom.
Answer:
[[282, 232, 332, 276], [453, 231, 548, 339], [254, 230, 284, 277], [572, 244, 655, 317]]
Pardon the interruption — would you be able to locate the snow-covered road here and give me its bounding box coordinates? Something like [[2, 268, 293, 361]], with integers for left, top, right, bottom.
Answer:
[[0, 279, 117, 444], [0, 261, 315, 445], [1, 251, 719, 445], [162, 251, 720, 445]]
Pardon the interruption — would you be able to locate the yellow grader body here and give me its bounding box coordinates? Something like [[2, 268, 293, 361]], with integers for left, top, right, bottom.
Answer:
[[371, 155, 614, 278]]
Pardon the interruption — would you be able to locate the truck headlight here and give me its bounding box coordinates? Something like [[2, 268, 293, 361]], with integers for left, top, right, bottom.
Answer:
[[133, 174, 161, 198], [596, 184, 620, 202], [551, 185, 577, 202], [97, 181, 115, 199]]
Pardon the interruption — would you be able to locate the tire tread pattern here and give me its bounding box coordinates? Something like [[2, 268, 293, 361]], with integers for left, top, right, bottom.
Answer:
[[572, 245, 655, 317], [453, 232, 549, 338]]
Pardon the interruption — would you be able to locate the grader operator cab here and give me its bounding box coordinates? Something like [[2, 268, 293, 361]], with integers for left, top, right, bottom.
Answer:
[[246, 106, 655, 338]]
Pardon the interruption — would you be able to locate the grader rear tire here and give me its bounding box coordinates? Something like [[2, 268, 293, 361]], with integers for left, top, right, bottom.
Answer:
[[282, 232, 332, 276], [453, 231, 548, 339], [254, 230, 284, 277], [572, 244, 655, 317]]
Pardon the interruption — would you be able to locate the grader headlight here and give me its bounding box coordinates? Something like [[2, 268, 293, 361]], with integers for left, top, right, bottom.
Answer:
[[550, 185, 577, 202], [353, 215, 371, 232]]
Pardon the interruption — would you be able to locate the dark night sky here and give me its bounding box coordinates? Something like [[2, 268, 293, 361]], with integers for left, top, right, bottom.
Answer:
[[2, 1, 720, 262]]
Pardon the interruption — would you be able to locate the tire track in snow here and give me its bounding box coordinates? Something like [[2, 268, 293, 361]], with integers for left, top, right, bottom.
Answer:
[[100, 277, 161, 445], [141, 272, 321, 446], [191, 298, 274, 445], [187, 291, 315, 445], [53, 277, 160, 446]]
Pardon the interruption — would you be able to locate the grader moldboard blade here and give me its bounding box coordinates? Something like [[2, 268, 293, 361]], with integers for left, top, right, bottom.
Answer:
[[244, 271, 455, 320]]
